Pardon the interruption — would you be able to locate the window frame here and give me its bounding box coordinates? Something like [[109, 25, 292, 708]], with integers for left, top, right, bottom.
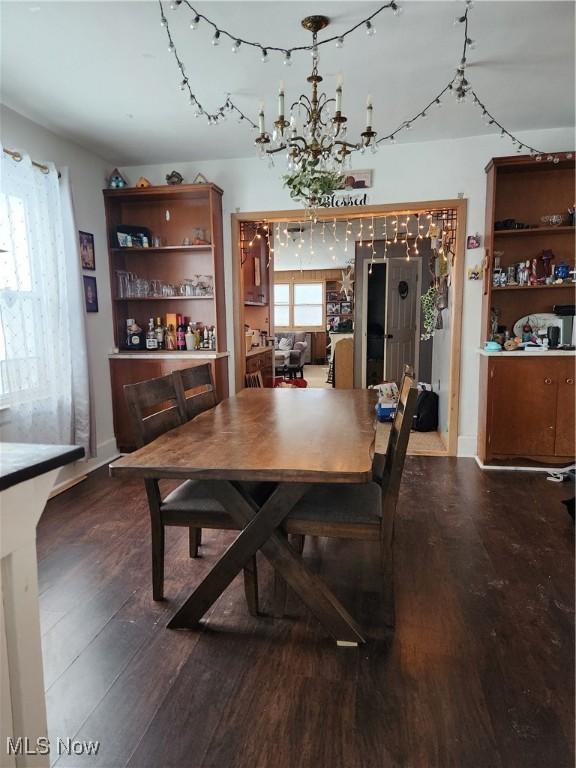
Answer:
[[274, 279, 325, 331]]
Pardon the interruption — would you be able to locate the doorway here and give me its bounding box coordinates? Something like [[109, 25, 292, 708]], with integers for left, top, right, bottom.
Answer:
[[362, 257, 422, 388], [231, 199, 466, 456]]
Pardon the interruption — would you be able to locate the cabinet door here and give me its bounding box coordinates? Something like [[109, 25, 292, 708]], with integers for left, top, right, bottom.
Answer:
[[489, 358, 556, 457], [555, 359, 575, 457]]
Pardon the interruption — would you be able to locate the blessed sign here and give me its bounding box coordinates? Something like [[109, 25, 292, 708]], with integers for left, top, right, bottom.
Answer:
[[319, 192, 369, 208]]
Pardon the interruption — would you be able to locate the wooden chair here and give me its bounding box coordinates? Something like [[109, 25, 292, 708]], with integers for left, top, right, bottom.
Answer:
[[276, 374, 419, 627], [173, 363, 217, 421], [123, 373, 259, 614], [245, 370, 264, 388]]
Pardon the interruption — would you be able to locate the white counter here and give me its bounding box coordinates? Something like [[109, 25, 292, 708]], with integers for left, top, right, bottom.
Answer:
[[478, 348, 575, 357], [109, 351, 229, 360]]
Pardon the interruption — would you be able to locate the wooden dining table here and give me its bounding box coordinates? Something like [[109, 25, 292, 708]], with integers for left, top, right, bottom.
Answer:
[[109, 387, 377, 645]]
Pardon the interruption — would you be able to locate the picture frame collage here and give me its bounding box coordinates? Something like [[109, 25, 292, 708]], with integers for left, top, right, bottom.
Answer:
[[79, 230, 98, 313]]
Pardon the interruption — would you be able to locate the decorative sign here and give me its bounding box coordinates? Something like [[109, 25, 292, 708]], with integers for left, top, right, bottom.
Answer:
[[319, 192, 369, 208]]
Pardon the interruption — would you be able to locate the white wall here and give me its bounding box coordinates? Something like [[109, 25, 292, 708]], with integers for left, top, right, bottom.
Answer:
[[120, 125, 573, 456], [1, 105, 117, 483]]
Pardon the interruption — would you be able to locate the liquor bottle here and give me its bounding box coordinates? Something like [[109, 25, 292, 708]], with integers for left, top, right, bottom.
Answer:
[[146, 318, 159, 350], [203, 325, 209, 349], [193, 326, 201, 350], [185, 321, 194, 351], [210, 326, 216, 351], [165, 324, 176, 350], [176, 314, 186, 351], [155, 317, 164, 349]]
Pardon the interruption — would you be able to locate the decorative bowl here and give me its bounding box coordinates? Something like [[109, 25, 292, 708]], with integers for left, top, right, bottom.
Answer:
[[541, 214, 566, 227]]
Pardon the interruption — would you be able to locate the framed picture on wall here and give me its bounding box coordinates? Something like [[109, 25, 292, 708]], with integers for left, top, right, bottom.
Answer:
[[327, 302, 340, 314], [79, 231, 95, 270], [83, 276, 98, 312], [340, 300, 352, 315]]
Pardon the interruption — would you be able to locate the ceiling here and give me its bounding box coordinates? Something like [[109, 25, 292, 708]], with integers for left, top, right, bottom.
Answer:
[[1, 1, 574, 164]]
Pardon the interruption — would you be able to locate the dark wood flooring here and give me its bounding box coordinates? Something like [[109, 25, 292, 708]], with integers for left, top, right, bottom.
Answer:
[[37, 458, 574, 768]]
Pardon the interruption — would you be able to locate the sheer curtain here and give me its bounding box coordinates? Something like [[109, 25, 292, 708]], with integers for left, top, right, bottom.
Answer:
[[0, 151, 91, 453]]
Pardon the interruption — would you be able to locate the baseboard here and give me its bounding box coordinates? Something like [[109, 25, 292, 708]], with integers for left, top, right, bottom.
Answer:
[[474, 455, 575, 474], [50, 437, 119, 497], [457, 435, 477, 457]]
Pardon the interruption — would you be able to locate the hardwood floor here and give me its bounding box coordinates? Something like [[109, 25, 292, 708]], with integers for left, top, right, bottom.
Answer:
[[37, 459, 574, 768]]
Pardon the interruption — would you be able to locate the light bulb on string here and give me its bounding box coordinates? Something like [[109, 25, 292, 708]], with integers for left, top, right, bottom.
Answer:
[[336, 37, 344, 48], [190, 15, 200, 29], [261, 48, 268, 63], [231, 40, 241, 53], [366, 21, 375, 36], [212, 30, 220, 46], [284, 51, 292, 67]]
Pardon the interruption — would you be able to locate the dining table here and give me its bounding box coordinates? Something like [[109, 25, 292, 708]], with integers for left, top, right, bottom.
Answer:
[[109, 387, 377, 645]]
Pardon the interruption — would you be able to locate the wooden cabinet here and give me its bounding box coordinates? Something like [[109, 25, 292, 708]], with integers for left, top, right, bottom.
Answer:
[[478, 152, 575, 466], [479, 355, 575, 463], [241, 224, 269, 306], [109, 354, 229, 452], [311, 331, 328, 363], [555, 359, 575, 456], [245, 348, 273, 387], [103, 183, 229, 450]]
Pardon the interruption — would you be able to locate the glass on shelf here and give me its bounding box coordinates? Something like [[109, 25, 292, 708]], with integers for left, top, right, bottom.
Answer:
[[115, 270, 215, 299]]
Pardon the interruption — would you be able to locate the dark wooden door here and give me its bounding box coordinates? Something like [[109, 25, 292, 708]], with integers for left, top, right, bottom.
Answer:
[[555, 359, 575, 457], [489, 358, 556, 457]]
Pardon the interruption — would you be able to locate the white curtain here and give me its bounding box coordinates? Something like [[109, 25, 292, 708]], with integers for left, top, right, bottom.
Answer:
[[0, 151, 91, 453]]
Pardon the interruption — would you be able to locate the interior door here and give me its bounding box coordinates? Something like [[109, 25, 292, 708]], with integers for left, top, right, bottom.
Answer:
[[384, 259, 419, 383]]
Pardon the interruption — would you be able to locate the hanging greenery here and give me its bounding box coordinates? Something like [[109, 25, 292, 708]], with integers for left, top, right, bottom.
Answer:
[[283, 167, 344, 209], [420, 285, 440, 341]]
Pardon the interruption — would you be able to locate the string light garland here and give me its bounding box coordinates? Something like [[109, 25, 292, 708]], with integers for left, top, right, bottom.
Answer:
[[168, 0, 401, 61], [159, 1, 258, 128], [159, 0, 571, 164]]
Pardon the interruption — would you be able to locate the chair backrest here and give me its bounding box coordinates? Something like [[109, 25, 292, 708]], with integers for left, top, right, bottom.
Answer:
[[372, 374, 418, 517], [173, 363, 217, 421], [124, 374, 183, 448], [245, 370, 264, 388]]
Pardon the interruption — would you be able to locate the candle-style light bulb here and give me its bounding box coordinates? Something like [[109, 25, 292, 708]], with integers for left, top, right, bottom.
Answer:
[[366, 94, 373, 127], [258, 103, 265, 134], [278, 81, 285, 117], [336, 74, 343, 112]]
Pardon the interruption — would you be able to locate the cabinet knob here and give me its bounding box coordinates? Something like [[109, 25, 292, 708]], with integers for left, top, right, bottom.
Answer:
[[544, 378, 553, 385], [566, 378, 574, 385]]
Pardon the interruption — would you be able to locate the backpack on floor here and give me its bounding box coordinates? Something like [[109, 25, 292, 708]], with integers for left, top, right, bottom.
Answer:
[[412, 390, 439, 432]]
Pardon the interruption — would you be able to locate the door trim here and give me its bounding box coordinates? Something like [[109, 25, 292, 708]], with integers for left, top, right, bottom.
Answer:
[[231, 198, 467, 456]]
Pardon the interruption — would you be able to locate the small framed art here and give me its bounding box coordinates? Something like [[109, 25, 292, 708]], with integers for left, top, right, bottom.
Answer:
[[83, 276, 98, 312], [79, 231, 95, 270]]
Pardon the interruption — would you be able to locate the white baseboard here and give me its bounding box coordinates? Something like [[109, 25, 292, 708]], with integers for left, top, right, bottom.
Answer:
[[474, 455, 575, 473], [457, 435, 477, 457], [50, 437, 119, 497]]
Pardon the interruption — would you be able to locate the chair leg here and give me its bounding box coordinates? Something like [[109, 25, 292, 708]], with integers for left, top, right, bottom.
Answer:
[[273, 533, 302, 617], [189, 527, 202, 558], [151, 514, 165, 602], [380, 520, 395, 629], [243, 556, 259, 616], [273, 570, 288, 618]]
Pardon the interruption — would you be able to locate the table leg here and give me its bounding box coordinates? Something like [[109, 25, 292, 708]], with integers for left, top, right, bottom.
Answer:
[[168, 481, 365, 645], [1, 472, 57, 768]]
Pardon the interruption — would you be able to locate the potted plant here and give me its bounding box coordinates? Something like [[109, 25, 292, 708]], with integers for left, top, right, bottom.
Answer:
[[283, 164, 344, 209]]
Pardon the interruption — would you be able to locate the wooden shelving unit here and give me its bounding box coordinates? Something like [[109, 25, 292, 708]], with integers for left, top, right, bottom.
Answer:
[[103, 183, 229, 450], [478, 153, 575, 467]]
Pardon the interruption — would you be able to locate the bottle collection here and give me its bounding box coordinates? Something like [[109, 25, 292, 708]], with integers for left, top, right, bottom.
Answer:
[[125, 315, 216, 352]]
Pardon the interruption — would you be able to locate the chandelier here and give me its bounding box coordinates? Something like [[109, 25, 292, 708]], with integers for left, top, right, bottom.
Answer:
[[255, 15, 377, 209]]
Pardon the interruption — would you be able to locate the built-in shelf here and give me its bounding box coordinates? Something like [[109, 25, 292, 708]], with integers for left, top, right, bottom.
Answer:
[[492, 284, 574, 291], [493, 226, 574, 237], [113, 296, 214, 302], [110, 245, 212, 253]]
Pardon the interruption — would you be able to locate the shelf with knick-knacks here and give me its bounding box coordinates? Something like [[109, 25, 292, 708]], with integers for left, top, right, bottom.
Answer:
[[104, 182, 229, 450]]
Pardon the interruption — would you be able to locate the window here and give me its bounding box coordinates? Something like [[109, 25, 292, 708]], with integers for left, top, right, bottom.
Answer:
[[274, 281, 324, 329], [273, 283, 290, 328]]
